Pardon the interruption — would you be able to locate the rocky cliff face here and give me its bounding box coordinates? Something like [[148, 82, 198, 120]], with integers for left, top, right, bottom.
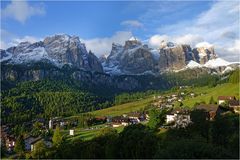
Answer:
[[104, 39, 220, 74], [104, 38, 158, 74], [192, 46, 216, 64], [0, 62, 145, 91], [0, 34, 233, 76], [1, 34, 103, 73], [158, 44, 194, 71]]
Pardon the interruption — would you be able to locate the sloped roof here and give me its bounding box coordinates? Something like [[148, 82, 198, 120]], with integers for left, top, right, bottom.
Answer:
[[218, 96, 235, 100], [195, 104, 218, 112], [229, 100, 240, 106]]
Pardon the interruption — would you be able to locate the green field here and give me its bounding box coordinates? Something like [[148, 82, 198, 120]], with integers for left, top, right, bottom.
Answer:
[[61, 83, 239, 141], [62, 125, 125, 141], [89, 96, 154, 116], [180, 83, 239, 108]]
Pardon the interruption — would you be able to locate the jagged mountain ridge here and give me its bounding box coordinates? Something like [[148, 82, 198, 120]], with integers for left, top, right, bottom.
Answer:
[[102, 37, 232, 75], [1, 34, 239, 92], [0, 34, 103, 73], [1, 34, 239, 76]]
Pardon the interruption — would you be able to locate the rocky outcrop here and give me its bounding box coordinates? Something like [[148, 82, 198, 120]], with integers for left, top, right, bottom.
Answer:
[[0, 34, 229, 76], [1, 34, 103, 73], [104, 38, 157, 74], [0, 62, 143, 91], [158, 44, 194, 71], [192, 46, 216, 64], [104, 39, 220, 74]]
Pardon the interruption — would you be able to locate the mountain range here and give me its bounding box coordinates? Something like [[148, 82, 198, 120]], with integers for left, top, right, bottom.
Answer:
[[1, 34, 239, 76], [1, 34, 239, 92]]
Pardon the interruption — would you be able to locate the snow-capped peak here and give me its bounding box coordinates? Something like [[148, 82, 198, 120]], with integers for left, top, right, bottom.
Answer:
[[204, 57, 230, 68], [128, 36, 138, 41], [187, 60, 201, 68], [160, 40, 175, 49], [195, 42, 213, 48]]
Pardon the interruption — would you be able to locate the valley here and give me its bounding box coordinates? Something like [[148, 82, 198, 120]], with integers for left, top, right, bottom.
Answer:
[[1, 26, 239, 160]]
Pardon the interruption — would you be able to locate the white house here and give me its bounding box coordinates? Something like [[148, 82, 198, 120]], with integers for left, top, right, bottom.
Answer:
[[112, 123, 122, 128], [190, 93, 195, 97], [49, 119, 53, 129], [218, 96, 236, 105], [121, 122, 129, 126], [69, 129, 74, 136], [166, 114, 176, 124]]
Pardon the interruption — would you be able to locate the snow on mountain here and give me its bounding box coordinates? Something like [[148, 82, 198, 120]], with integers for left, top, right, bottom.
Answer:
[[222, 66, 233, 74], [128, 36, 139, 41], [160, 41, 176, 49], [150, 49, 160, 60], [204, 58, 230, 68], [13, 46, 64, 67], [103, 64, 122, 75], [187, 60, 202, 68], [0, 51, 12, 62], [128, 45, 142, 54], [195, 42, 213, 48], [1, 34, 103, 72]]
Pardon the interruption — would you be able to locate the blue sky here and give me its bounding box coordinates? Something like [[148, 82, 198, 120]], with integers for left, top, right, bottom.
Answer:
[[1, 0, 239, 61]]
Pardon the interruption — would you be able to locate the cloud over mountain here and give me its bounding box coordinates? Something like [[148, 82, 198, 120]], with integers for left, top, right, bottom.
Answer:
[[1, 0, 45, 24], [82, 31, 133, 57]]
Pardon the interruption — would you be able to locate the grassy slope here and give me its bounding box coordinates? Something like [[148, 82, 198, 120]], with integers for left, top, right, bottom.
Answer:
[[181, 83, 239, 108], [63, 126, 125, 141], [63, 83, 239, 141], [89, 96, 154, 116]]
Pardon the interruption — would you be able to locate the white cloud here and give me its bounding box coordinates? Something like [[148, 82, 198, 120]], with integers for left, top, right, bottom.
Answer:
[[10, 36, 41, 46], [121, 20, 143, 28], [148, 34, 203, 48], [1, 0, 45, 24], [82, 31, 133, 57], [175, 34, 203, 47], [195, 41, 213, 48], [228, 39, 240, 53], [0, 29, 16, 49], [148, 34, 169, 48], [155, 1, 239, 62], [0, 29, 42, 49], [0, 41, 8, 49]]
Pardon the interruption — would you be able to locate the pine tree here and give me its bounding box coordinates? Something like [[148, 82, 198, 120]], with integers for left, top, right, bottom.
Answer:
[[229, 70, 239, 84], [209, 96, 215, 104], [14, 135, 25, 153], [31, 140, 47, 159], [52, 126, 62, 147]]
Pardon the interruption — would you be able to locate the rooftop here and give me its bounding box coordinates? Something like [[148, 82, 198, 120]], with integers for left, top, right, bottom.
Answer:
[[195, 104, 219, 112], [229, 100, 240, 106], [218, 96, 236, 100]]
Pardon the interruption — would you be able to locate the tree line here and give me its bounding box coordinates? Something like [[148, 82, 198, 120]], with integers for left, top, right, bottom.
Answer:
[[8, 111, 239, 159]]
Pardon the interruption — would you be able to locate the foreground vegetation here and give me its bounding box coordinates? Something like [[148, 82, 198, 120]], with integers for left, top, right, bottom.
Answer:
[[7, 112, 238, 159]]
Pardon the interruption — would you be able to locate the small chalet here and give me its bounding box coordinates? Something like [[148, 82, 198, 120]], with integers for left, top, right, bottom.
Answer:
[[166, 108, 191, 128], [229, 100, 240, 114], [24, 136, 52, 151], [195, 104, 219, 120], [127, 112, 146, 124], [218, 96, 236, 105], [111, 116, 129, 127], [94, 116, 107, 124]]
